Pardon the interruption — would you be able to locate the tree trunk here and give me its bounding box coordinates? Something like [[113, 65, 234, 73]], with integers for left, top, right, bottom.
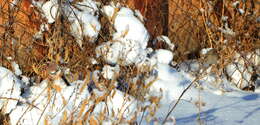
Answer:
[[126, 0, 168, 39]]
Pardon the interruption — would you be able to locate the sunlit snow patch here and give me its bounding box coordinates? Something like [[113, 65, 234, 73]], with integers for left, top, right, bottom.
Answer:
[[0, 67, 21, 114], [9, 80, 90, 125], [98, 4, 150, 66]]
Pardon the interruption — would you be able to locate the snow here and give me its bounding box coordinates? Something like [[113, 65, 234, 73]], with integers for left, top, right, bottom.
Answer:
[[152, 49, 173, 64], [96, 39, 148, 65], [42, 0, 58, 23], [238, 9, 245, 15], [38, 0, 101, 47], [2, 61, 260, 125], [151, 63, 195, 100], [144, 63, 260, 125], [95, 41, 123, 65], [101, 65, 120, 80], [70, 13, 101, 43], [171, 91, 260, 125], [156, 35, 175, 51], [9, 80, 90, 125], [10, 0, 20, 8], [106, 90, 138, 119], [232, 1, 240, 8], [225, 51, 259, 89], [69, 1, 101, 45], [98, 4, 149, 65], [201, 48, 213, 55], [219, 23, 236, 36], [102, 4, 117, 19], [73, 0, 100, 14], [113, 7, 149, 49], [11, 61, 22, 76], [134, 10, 145, 22], [1, 1, 260, 125], [0, 67, 21, 114]]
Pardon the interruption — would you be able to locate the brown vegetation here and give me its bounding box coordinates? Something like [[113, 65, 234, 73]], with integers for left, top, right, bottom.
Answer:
[[0, 112, 9, 125], [0, 0, 259, 124], [126, 0, 168, 39], [168, 0, 259, 61], [0, 0, 42, 42], [0, 0, 43, 74]]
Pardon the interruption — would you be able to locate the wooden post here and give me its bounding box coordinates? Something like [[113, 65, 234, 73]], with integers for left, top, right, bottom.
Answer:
[[126, 0, 168, 39]]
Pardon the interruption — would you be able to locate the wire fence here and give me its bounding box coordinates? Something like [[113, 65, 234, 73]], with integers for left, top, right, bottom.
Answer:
[[168, 0, 259, 91], [0, 0, 259, 90]]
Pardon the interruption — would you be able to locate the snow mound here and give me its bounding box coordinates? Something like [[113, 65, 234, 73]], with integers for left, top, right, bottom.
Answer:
[[112, 7, 149, 49], [69, 0, 101, 45], [97, 4, 150, 66], [38, 0, 101, 47], [152, 49, 174, 64]]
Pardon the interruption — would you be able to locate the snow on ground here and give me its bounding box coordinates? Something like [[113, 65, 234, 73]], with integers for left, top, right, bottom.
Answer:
[[0, 67, 21, 114], [1, 63, 260, 124], [150, 63, 260, 125], [1, 0, 259, 125], [9, 79, 91, 125]]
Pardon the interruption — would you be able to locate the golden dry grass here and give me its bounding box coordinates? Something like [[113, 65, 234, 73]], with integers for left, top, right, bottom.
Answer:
[[0, 1, 162, 124], [0, 0, 259, 124]]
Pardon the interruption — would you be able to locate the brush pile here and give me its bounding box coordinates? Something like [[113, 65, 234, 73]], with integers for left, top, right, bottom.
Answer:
[[0, 0, 259, 125]]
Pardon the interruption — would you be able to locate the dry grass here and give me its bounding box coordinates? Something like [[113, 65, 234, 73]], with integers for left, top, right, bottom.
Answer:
[[169, 0, 259, 60], [125, 0, 259, 90], [168, 0, 259, 90], [1, 0, 163, 124], [0, 0, 100, 81], [0, 0, 41, 71], [0, 0, 259, 124]]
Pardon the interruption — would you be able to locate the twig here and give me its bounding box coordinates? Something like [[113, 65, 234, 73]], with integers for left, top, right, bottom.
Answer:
[[0, 97, 40, 110], [138, 106, 147, 125], [162, 77, 199, 124], [36, 91, 54, 125]]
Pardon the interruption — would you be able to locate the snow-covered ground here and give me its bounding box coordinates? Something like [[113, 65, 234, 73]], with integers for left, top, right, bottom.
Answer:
[[1, 62, 260, 124], [152, 64, 260, 125], [1, 0, 259, 125]]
